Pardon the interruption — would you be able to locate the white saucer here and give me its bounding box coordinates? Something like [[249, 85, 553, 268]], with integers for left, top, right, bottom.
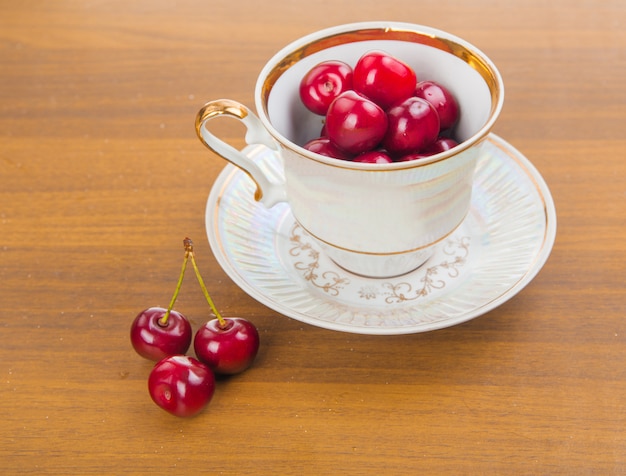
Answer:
[[205, 134, 557, 335]]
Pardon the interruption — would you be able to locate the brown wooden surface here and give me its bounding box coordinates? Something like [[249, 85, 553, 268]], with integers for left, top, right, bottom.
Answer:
[[1, 1, 625, 474]]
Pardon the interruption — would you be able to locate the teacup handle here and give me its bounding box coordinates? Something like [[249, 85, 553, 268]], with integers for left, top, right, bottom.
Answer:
[[195, 99, 287, 207]]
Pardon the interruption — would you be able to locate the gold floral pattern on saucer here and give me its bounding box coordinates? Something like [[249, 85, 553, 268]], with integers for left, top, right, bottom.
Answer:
[[288, 222, 471, 304], [289, 223, 350, 296]]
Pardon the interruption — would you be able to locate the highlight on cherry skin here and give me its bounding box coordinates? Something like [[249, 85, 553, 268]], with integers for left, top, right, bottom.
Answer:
[[148, 355, 215, 417], [130, 307, 192, 361]]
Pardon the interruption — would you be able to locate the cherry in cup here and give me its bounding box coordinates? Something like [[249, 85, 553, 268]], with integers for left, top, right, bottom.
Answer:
[[324, 90, 387, 155], [303, 137, 352, 160], [297, 50, 462, 162], [383, 97, 440, 155], [415, 80, 459, 131], [299, 60, 353, 115], [425, 137, 459, 154], [353, 150, 393, 164], [397, 137, 459, 162], [353, 50, 417, 110]]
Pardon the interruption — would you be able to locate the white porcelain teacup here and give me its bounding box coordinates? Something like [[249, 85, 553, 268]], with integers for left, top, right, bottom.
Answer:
[[196, 22, 504, 278]]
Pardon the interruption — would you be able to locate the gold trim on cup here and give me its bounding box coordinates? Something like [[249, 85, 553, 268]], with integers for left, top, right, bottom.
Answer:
[[263, 28, 500, 106], [296, 212, 468, 256], [195, 99, 265, 202]]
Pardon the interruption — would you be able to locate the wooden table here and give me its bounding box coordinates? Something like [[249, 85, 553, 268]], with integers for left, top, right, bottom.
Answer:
[[1, 1, 624, 474]]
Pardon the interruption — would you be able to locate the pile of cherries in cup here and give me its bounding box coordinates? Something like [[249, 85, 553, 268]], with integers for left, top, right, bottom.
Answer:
[[299, 50, 460, 163], [130, 238, 259, 417]]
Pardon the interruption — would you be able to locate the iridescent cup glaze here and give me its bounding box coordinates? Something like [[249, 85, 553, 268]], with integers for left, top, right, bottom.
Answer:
[[197, 22, 504, 278]]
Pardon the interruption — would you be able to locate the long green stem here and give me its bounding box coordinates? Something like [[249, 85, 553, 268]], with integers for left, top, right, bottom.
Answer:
[[184, 238, 226, 326], [158, 248, 189, 327]]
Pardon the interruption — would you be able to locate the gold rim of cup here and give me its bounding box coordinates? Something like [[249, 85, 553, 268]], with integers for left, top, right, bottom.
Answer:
[[256, 22, 504, 170]]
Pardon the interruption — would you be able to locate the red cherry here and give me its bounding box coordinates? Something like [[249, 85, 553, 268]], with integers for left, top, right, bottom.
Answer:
[[148, 355, 215, 417], [383, 97, 440, 156], [130, 240, 193, 361], [425, 137, 459, 153], [396, 137, 459, 162], [130, 307, 192, 361], [353, 51, 417, 110], [194, 317, 260, 375], [299, 60, 353, 115], [184, 238, 260, 375], [353, 150, 393, 164], [303, 136, 353, 160], [325, 90, 387, 155], [415, 80, 459, 130], [395, 153, 427, 162]]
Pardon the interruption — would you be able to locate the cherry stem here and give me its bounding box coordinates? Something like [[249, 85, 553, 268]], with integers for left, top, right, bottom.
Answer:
[[184, 238, 226, 327], [158, 245, 189, 327]]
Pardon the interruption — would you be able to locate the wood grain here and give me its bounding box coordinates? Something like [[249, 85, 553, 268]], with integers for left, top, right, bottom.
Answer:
[[1, 1, 625, 474]]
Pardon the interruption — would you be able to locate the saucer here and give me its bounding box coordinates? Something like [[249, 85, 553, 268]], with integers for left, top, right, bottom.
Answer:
[[205, 134, 557, 335]]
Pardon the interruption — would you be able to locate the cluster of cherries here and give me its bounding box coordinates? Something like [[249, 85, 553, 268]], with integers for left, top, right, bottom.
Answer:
[[130, 238, 259, 417], [299, 50, 460, 163]]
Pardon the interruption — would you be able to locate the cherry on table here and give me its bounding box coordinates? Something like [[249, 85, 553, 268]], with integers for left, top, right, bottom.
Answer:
[[194, 317, 260, 375], [184, 238, 261, 376], [130, 243, 193, 361], [130, 307, 192, 361], [148, 355, 215, 417]]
